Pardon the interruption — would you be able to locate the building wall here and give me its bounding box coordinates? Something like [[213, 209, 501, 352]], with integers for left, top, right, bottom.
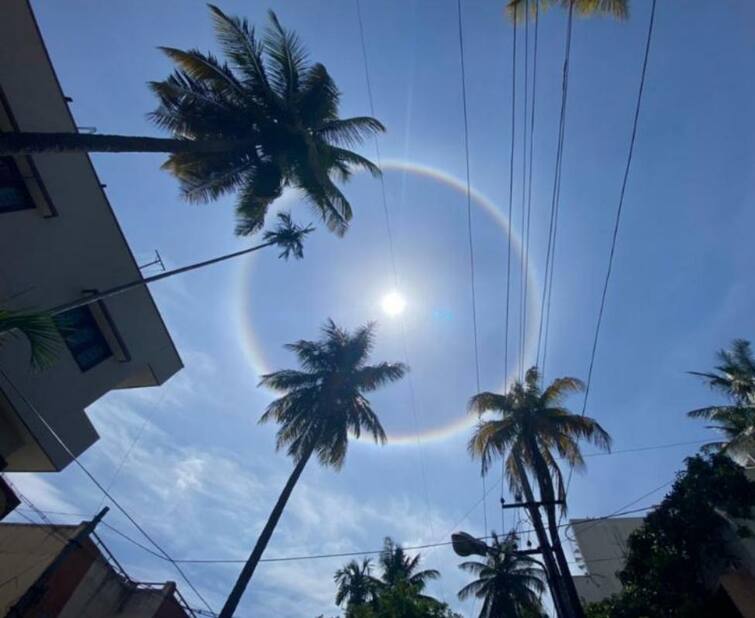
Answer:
[[0, 523, 80, 615], [0, 522, 189, 618], [570, 517, 644, 605], [58, 557, 171, 618], [0, 0, 182, 472]]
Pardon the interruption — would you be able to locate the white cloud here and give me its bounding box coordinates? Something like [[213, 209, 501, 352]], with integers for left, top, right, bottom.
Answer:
[[6, 348, 482, 617]]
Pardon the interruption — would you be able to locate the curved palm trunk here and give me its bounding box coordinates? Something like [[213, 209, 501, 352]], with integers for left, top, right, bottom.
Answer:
[[49, 240, 274, 315], [0, 132, 256, 155], [525, 439, 584, 618], [219, 447, 313, 618], [513, 453, 570, 618]]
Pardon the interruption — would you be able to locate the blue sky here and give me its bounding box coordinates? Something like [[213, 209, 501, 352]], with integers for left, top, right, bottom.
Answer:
[[10, 1, 755, 616]]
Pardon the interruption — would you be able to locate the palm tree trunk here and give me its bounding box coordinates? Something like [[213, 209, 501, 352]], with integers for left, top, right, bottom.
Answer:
[[219, 447, 314, 618], [513, 453, 570, 618], [525, 439, 584, 618], [0, 132, 257, 155], [49, 240, 274, 315]]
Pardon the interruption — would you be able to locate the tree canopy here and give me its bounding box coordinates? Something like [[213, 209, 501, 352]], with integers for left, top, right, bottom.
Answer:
[[585, 454, 755, 617]]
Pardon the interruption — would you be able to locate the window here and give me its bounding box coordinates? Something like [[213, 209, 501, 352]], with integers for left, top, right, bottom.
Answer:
[[0, 156, 33, 213], [54, 306, 112, 372]]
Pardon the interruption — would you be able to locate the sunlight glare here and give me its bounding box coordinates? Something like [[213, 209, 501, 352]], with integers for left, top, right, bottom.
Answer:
[[381, 290, 407, 317]]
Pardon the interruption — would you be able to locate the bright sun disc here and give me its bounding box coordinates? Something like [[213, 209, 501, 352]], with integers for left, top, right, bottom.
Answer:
[[381, 291, 406, 317]]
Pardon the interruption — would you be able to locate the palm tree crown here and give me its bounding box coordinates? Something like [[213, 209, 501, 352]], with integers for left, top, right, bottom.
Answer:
[[259, 320, 407, 467], [507, 0, 629, 21], [376, 537, 440, 593], [150, 6, 384, 237], [688, 339, 755, 460], [457, 532, 546, 618], [468, 366, 611, 499], [335, 558, 376, 610]]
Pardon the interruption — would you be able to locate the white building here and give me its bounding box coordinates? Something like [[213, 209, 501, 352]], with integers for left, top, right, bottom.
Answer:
[[570, 467, 755, 615], [0, 0, 182, 473], [570, 517, 643, 605]]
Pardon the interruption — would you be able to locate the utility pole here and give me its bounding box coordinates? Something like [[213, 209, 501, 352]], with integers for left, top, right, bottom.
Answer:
[[49, 241, 276, 315], [512, 453, 575, 618]]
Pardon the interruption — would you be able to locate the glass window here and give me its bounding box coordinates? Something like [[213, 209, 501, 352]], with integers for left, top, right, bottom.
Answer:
[[54, 306, 112, 372], [0, 157, 33, 213]]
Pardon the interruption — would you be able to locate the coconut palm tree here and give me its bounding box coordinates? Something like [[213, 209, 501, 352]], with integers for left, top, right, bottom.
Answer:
[[468, 366, 611, 618], [507, 0, 629, 20], [0, 308, 61, 368], [375, 537, 441, 596], [690, 339, 755, 405], [218, 321, 407, 618], [688, 339, 755, 462], [0, 6, 384, 236], [335, 558, 376, 614], [50, 211, 313, 315], [457, 532, 546, 618]]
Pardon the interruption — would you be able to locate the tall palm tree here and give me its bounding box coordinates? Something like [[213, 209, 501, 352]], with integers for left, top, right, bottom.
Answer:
[[218, 321, 407, 618], [0, 308, 61, 368], [335, 558, 376, 614], [688, 339, 755, 462], [49, 211, 313, 315], [458, 532, 546, 618], [468, 366, 611, 618], [507, 0, 629, 20], [0, 6, 384, 236], [375, 537, 440, 596]]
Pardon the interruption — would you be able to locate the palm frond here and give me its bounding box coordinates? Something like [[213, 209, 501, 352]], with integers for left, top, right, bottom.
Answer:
[[207, 4, 275, 103], [468, 392, 510, 416], [506, 0, 629, 21], [158, 47, 243, 99], [325, 145, 382, 177], [264, 10, 308, 100], [261, 211, 315, 260], [233, 164, 284, 236], [541, 376, 584, 404], [0, 309, 62, 369], [317, 117, 385, 148], [297, 63, 340, 125]]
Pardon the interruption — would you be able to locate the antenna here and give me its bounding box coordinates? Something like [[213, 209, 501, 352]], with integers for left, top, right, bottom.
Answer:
[[139, 250, 165, 273]]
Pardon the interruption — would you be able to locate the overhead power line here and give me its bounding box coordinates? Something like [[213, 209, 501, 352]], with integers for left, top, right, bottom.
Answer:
[[17, 503, 657, 568], [565, 0, 659, 503], [456, 0, 488, 536], [519, 0, 536, 382], [14, 437, 692, 570], [354, 0, 438, 551], [0, 368, 215, 615], [538, 1, 576, 381], [580, 0, 658, 419]]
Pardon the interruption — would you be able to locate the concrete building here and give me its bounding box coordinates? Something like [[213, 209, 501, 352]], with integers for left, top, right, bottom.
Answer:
[[570, 517, 643, 605], [571, 467, 755, 616], [0, 518, 193, 617], [0, 0, 182, 474]]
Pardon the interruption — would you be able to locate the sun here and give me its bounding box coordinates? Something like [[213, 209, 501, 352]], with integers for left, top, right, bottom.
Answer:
[[381, 290, 406, 317]]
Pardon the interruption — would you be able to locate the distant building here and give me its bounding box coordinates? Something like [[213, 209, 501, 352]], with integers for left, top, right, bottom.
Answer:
[[0, 518, 194, 617], [570, 517, 643, 604], [0, 0, 182, 476], [570, 467, 755, 616]]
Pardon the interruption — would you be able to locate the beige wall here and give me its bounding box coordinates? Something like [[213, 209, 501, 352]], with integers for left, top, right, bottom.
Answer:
[[0, 0, 182, 472], [0, 522, 187, 618], [59, 558, 172, 618], [0, 522, 79, 614]]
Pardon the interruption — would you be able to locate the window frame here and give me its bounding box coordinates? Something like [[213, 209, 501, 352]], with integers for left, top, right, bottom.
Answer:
[[0, 156, 35, 214], [54, 304, 114, 372]]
